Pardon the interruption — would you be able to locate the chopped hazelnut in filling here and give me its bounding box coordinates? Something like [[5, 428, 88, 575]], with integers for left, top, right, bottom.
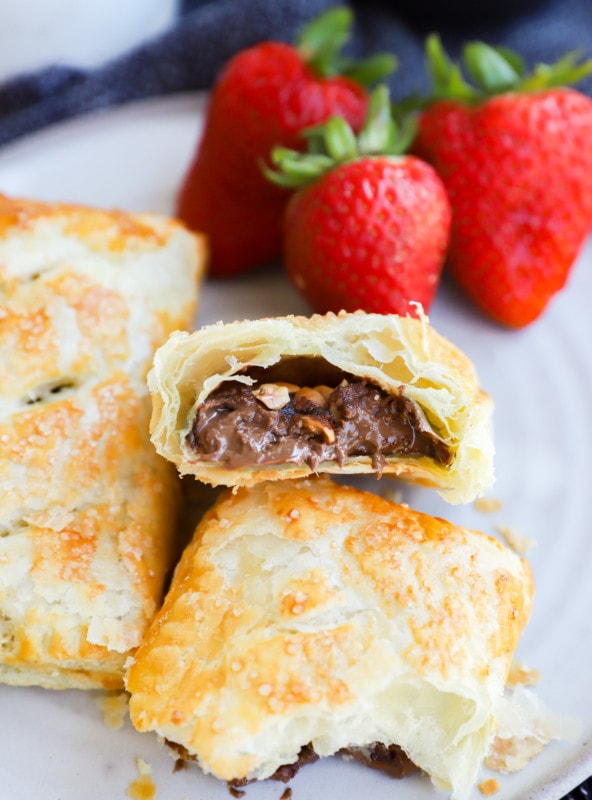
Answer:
[[186, 375, 451, 475]]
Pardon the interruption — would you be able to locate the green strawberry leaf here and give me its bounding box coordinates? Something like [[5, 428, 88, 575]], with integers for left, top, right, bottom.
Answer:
[[264, 85, 416, 189], [297, 6, 352, 76], [425, 33, 454, 92], [463, 41, 522, 92], [416, 35, 592, 105], [390, 112, 418, 154], [324, 116, 359, 160], [358, 85, 396, 153], [263, 150, 335, 188], [301, 124, 331, 155], [494, 46, 526, 76], [358, 84, 417, 154], [425, 34, 478, 102], [519, 50, 592, 91], [340, 52, 399, 87], [296, 5, 397, 83]]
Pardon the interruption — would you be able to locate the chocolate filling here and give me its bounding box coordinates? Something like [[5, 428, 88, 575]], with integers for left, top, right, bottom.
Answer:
[[340, 742, 419, 780], [166, 740, 417, 790], [186, 377, 452, 475]]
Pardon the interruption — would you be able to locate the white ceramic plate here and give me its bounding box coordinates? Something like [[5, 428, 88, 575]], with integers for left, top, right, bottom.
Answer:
[[0, 94, 591, 800]]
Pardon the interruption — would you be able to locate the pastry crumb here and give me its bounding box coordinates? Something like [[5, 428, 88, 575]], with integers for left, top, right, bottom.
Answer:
[[496, 523, 536, 554], [94, 690, 129, 729], [380, 487, 404, 504], [486, 735, 546, 773], [478, 778, 500, 795], [507, 660, 541, 687], [474, 496, 503, 513], [137, 758, 152, 775], [127, 758, 157, 800]]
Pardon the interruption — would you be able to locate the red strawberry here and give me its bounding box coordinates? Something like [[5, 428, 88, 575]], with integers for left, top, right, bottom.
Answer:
[[176, 7, 395, 278], [411, 36, 592, 328], [268, 87, 451, 316]]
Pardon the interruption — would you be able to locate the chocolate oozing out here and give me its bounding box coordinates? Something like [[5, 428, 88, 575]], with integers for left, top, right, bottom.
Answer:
[[186, 372, 452, 476], [166, 740, 418, 790], [340, 742, 419, 780], [249, 742, 418, 784]]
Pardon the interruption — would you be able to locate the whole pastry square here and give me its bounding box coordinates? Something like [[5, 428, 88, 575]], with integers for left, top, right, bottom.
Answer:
[[126, 477, 534, 799], [149, 311, 494, 503], [0, 195, 207, 689]]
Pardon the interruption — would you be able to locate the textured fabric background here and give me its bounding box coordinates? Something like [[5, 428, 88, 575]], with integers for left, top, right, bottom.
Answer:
[[1, 0, 591, 147]]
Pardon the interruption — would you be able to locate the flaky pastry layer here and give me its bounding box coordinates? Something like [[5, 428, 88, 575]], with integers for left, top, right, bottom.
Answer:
[[149, 311, 494, 503]]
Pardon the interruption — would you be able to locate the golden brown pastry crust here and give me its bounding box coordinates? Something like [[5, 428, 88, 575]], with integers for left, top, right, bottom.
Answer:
[[148, 311, 494, 503], [0, 195, 207, 689], [126, 477, 533, 799]]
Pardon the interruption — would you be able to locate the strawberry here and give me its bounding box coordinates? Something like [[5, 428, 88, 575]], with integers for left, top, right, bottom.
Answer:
[[410, 36, 592, 328], [176, 7, 396, 278], [267, 87, 451, 317]]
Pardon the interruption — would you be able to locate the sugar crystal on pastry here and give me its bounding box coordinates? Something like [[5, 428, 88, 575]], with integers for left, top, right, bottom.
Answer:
[[126, 476, 534, 800]]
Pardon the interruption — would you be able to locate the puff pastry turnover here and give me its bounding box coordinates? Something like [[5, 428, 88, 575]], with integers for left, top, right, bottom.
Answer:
[[126, 477, 534, 800], [0, 195, 207, 689], [149, 311, 494, 503]]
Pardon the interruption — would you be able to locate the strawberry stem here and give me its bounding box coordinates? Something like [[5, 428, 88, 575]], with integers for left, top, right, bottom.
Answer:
[[296, 6, 397, 85]]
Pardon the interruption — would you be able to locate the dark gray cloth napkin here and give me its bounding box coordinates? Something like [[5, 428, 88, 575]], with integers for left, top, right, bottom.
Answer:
[[1, 0, 592, 148], [0, 4, 591, 795]]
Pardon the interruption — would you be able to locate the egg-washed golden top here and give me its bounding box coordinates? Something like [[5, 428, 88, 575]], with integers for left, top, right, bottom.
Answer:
[[0, 195, 207, 690], [126, 477, 533, 799], [0, 194, 207, 400]]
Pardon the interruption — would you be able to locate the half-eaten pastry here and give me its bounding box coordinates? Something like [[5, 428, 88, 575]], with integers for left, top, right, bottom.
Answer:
[[0, 195, 207, 689], [148, 311, 494, 503], [126, 477, 534, 800]]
